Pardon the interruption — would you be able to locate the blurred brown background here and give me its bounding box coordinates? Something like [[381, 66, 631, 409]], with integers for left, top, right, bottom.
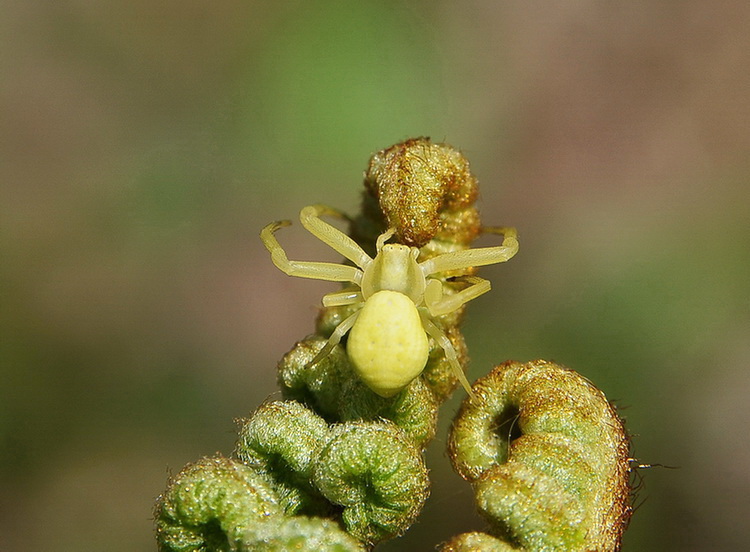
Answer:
[[2, 2, 749, 550]]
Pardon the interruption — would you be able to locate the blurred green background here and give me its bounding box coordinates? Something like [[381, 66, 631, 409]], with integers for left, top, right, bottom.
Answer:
[[2, 2, 749, 550]]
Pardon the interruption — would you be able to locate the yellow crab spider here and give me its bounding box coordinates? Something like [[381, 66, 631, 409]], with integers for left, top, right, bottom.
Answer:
[[260, 204, 519, 399]]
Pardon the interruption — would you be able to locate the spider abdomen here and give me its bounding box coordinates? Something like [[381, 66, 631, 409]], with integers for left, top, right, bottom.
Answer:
[[347, 290, 429, 398]]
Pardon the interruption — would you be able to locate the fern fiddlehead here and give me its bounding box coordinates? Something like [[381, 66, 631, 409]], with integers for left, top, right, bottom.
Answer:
[[445, 360, 632, 551]]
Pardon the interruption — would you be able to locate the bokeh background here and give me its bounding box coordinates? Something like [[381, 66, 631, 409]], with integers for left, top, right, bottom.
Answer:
[[2, 2, 749, 550]]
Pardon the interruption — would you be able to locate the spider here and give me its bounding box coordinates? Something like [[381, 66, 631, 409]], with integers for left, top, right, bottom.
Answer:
[[261, 204, 518, 399]]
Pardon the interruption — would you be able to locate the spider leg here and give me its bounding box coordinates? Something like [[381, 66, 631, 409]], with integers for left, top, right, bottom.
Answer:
[[322, 288, 364, 307], [420, 313, 476, 399], [261, 220, 363, 284], [375, 228, 396, 251], [300, 205, 373, 270], [419, 226, 519, 276], [306, 309, 361, 367], [424, 276, 491, 317]]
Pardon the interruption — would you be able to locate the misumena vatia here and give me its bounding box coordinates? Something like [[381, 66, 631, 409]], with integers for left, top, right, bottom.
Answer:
[[261, 204, 518, 399]]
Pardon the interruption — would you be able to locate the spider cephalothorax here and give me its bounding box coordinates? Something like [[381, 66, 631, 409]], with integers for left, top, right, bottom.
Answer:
[[261, 204, 518, 398]]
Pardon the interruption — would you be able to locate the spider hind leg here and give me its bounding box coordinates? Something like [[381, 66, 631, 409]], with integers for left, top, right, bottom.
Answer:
[[306, 310, 361, 368], [420, 313, 476, 399]]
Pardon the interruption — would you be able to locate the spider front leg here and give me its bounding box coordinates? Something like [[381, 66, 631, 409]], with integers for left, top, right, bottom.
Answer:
[[419, 226, 519, 276], [260, 220, 363, 284], [423, 276, 492, 317], [299, 204, 372, 270]]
